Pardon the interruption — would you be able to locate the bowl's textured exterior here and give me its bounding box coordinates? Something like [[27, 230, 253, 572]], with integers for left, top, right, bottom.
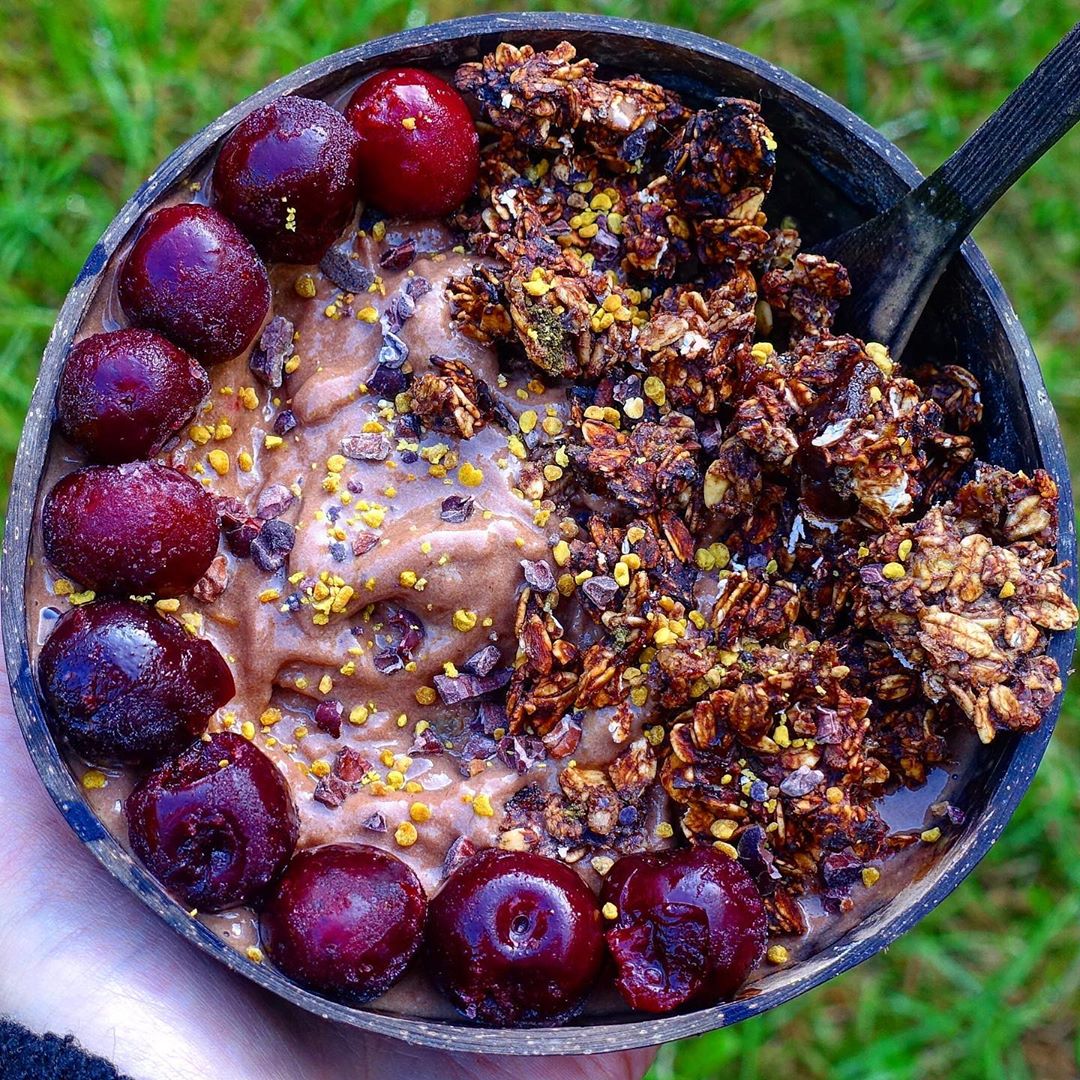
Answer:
[[2, 12, 1075, 1055]]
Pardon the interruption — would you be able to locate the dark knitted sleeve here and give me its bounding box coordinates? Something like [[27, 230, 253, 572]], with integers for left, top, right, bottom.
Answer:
[[0, 1019, 129, 1080]]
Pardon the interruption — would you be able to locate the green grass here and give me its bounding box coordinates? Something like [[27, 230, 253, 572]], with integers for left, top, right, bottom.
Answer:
[[2, 2, 1079, 1077]]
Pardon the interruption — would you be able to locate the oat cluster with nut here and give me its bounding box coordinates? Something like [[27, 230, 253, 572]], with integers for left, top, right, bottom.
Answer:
[[439, 42, 1079, 930]]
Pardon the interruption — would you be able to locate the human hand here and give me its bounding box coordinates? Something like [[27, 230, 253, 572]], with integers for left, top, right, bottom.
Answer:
[[0, 651, 656, 1080]]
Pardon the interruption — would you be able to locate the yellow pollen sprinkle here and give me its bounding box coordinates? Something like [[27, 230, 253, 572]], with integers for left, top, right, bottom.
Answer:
[[655, 822, 674, 839], [155, 598, 180, 613], [310, 759, 332, 778], [259, 708, 281, 727], [238, 450, 253, 473], [264, 435, 284, 450], [356, 305, 379, 323], [294, 274, 317, 299], [245, 946, 265, 963], [920, 827, 941, 843], [401, 116, 417, 130], [643, 376, 666, 405], [552, 540, 571, 567], [207, 449, 229, 476], [472, 793, 495, 817], [349, 705, 369, 726], [452, 609, 478, 632], [862, 867, 881, 887], [318, 675, 333, 695], [81, 769, 107, 790], [395, 821, 418, 847], [999, 581, 1016, 599], [767, 945, 790, 964], [410, 802, 432, 823], [189, 424, 211, 445], [458, 462, 484, 487], [602, 902, 619, 920], [897, 538, 913, 561], [882, 562, 906, 580]]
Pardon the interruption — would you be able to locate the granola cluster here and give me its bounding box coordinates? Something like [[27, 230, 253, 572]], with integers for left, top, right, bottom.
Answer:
[[439, 43, 1077, 928]]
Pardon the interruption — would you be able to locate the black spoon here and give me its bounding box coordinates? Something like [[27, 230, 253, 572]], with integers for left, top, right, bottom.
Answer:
[[820, 20, 1080, 357]]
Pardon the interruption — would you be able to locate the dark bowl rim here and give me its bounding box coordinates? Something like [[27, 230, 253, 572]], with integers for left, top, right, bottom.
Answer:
[[2, 10, 1076, 1056]]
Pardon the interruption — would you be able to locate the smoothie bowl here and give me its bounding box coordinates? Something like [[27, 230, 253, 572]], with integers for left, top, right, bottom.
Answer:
[[2, 11, 1077, 1056]]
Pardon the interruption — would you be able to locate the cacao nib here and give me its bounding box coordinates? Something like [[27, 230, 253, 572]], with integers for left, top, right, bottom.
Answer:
[[379, 236, 416, 272], [813, 707, 843, 744], [313, 773, 355, 808], [249, 316, 294, 388], [256, 483, 294, 519], [459, 732, 498, 768], [475, 701, 508, 736], [313, 699, 344, 738], [738, 825, 781, 892], [192, 555, 229, 603], [443, 836, 476, 878], [329, 542, 349, 562], [821, 851, 864, 899], [319, 249, 375, 293], [520, 559, 556, 592], [581, 574, 619, 609], [378, 331, 409, 369], [779, 765, 824, 798], [352, 533, 378, 557], [497, 733, 545, 775], [250, 518, 295, 572], [273, 409, 298, 436], [223, 514, 262, 558], [341, 432, 391, 461], [541, 714, 582, 758], [361, 811, 387, 832], [440, 494, 474, 523], [434, 668, 512, 705], [405, 275, 431, 301], [335, 746, 370, 782], [367, 363, 407, 398], [373, 650, 404, 674], [462, 644, 501, 678], [383, 291, 416, 333], [409, 727, 445, 756]]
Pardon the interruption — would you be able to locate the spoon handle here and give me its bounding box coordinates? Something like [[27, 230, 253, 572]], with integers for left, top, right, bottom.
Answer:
[[912, 20, 1080, 252], [824, 21, 1080, 354]]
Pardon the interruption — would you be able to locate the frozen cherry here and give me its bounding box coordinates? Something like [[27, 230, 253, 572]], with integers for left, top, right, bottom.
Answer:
[[117, 203, 270, 364], [260, 844, 426, 1000], [600, 847, 768, 1013], [37, 599, 234, 764], [426, 849, 604, 1026], [212, 96, 361, 263], [56, 329, 210, 463], [42, 461, 220, 597], [126, 732, 297, 911], [345, 68, 479, 217]]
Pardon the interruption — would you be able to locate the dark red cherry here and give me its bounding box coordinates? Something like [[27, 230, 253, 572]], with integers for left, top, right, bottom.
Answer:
[[56, 329, 210, 463], [42, 462, 220, 597], [600, 847, 768, 1013], [117, 203, 270, 364], [212, 96, 361, 264], [126, 731, 297, 911], [426, 848, 604, 1026], [37, 599, 234, 764], [345, 68, 479, 217], [259, 844, 426, 1000]]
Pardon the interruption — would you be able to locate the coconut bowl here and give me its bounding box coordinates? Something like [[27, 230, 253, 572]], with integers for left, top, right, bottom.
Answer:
[[3, 11, 1076, 1055]]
